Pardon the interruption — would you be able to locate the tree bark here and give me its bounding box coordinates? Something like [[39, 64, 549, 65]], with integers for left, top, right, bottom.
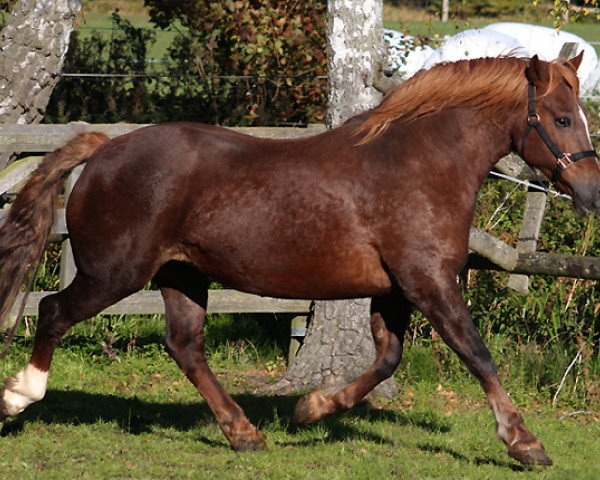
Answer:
[[265, 0, 398, 399], [325, 0, 383, 126], [0, 0, 80, 168]]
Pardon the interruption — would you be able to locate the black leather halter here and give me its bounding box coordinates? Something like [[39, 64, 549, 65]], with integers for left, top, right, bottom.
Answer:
[[521, 82, 598, 184]]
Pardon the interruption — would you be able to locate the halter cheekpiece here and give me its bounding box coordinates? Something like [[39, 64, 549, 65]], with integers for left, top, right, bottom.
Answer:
[[521, 82, 598, 184]]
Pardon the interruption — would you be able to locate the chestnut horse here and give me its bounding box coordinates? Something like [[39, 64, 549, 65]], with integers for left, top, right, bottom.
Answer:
[[1, 55, 598, 465]]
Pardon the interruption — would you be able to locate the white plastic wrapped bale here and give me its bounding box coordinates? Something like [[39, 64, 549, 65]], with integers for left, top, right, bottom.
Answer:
[[422, 29, 532, 68], [483, 22, 599, 93], [384, 29, 434, 79]]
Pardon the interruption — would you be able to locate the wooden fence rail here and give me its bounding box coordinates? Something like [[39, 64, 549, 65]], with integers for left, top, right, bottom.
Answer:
[[10, 290, 311, 318], [0, 122, 598, 321]]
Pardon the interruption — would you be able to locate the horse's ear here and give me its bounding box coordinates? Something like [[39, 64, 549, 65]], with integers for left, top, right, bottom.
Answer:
[[526, 55, 550, 91], [567, 51, 584, 72]]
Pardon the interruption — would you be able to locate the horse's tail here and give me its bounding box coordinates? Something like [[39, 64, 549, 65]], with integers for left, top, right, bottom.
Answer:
[[0, 132, 109, 332]]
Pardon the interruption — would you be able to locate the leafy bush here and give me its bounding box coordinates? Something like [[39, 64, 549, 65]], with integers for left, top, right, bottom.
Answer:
[[46, 12, 159, 124], [0, 0, 16, 14], [144, 0, 327, 125], [46, 2, 327, 126], [466, 179, 599, 362]]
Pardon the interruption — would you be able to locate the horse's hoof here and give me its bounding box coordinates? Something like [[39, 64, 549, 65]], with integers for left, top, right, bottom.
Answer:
[[230, 431, 268, 452], [292, 390, 331, 424], [222, 420, 268, 452], [508, 441, 553, 466]]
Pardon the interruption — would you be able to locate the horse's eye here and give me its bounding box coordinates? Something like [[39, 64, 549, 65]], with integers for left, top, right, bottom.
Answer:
[[555, 117, 571, 128]]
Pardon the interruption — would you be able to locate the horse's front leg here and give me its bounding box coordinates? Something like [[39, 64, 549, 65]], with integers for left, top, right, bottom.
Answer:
[[161, 287, 266, 450], [293, 292, 411, 423], [404, 271, 552, 466]]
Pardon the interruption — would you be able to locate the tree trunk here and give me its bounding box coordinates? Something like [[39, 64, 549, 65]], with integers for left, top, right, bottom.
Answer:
[[325, 0, 383, 126], [265, 0, 398, 399], [0, 0, 81, 168]]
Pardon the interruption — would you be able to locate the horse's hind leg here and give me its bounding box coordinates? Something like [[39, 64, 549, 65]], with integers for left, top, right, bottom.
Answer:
[[293, 292, 411, 424], [1, 273, 132, 420], [154, 262, 266, 451]]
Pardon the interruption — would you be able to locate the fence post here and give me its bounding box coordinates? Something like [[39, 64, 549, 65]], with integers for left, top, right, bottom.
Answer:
[[288, 314, 310, 363], [59, 166, 82, 290], [507, 189, 547, 292]]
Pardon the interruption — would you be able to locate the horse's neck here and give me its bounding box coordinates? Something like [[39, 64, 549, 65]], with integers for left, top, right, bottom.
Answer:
[[377, 109, 514, 187], [435, 109, 514, 187], [339, 108, 516, 191]]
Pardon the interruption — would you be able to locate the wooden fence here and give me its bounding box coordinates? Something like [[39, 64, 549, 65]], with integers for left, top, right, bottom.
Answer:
[[0, 122, 599, 321]]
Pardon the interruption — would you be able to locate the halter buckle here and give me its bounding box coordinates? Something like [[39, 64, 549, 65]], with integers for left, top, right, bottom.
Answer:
[[527, 114, 540, 127], [557, 153, 573, 171]]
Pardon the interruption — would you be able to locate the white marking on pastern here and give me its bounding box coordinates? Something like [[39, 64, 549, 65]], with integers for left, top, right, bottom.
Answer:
[[2, 364, 48, 417]]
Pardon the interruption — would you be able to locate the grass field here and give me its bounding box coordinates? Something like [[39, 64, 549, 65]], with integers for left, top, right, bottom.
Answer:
[[1, 318, 599, 479], [382, 4, 600, 42]]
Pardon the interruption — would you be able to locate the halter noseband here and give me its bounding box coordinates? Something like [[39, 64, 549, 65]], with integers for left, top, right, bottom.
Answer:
[[521, 82, 598, 184]]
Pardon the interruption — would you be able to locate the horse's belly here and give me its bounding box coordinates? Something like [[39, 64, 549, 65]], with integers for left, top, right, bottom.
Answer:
[[189, 246, 392, 300], [178, 178, 391, 299]]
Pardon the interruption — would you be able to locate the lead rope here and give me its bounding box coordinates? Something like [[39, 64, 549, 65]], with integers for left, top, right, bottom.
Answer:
[[488, 170, 571, 199]]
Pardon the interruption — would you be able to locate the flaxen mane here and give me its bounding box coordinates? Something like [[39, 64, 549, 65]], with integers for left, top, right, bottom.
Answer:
[[355, 56, 580, 144]]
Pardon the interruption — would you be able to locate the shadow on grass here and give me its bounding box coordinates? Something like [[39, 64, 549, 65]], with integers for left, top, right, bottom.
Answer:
[[416, 442, 524, 472], [0, 389, 526, 470], [2, 389, 450, 446]]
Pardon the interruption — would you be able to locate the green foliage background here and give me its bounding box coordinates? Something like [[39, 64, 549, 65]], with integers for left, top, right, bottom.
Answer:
[[45, 2, 328, 126]]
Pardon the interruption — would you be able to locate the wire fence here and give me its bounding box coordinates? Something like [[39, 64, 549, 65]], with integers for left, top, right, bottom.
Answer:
[[60, 72, 328, 80], [54, 71, 599, 136]]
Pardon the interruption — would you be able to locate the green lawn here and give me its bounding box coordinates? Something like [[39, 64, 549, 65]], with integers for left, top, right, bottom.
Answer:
[[74, 12, 176, 62], [1, 326, 598, 479]]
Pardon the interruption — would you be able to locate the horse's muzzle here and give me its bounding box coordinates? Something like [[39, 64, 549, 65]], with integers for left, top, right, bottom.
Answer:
[[571, 179, 600, 215], [560, 157, 600, 215]]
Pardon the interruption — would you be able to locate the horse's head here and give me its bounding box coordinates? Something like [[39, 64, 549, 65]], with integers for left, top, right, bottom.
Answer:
[[515, 54, 600, 214]]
